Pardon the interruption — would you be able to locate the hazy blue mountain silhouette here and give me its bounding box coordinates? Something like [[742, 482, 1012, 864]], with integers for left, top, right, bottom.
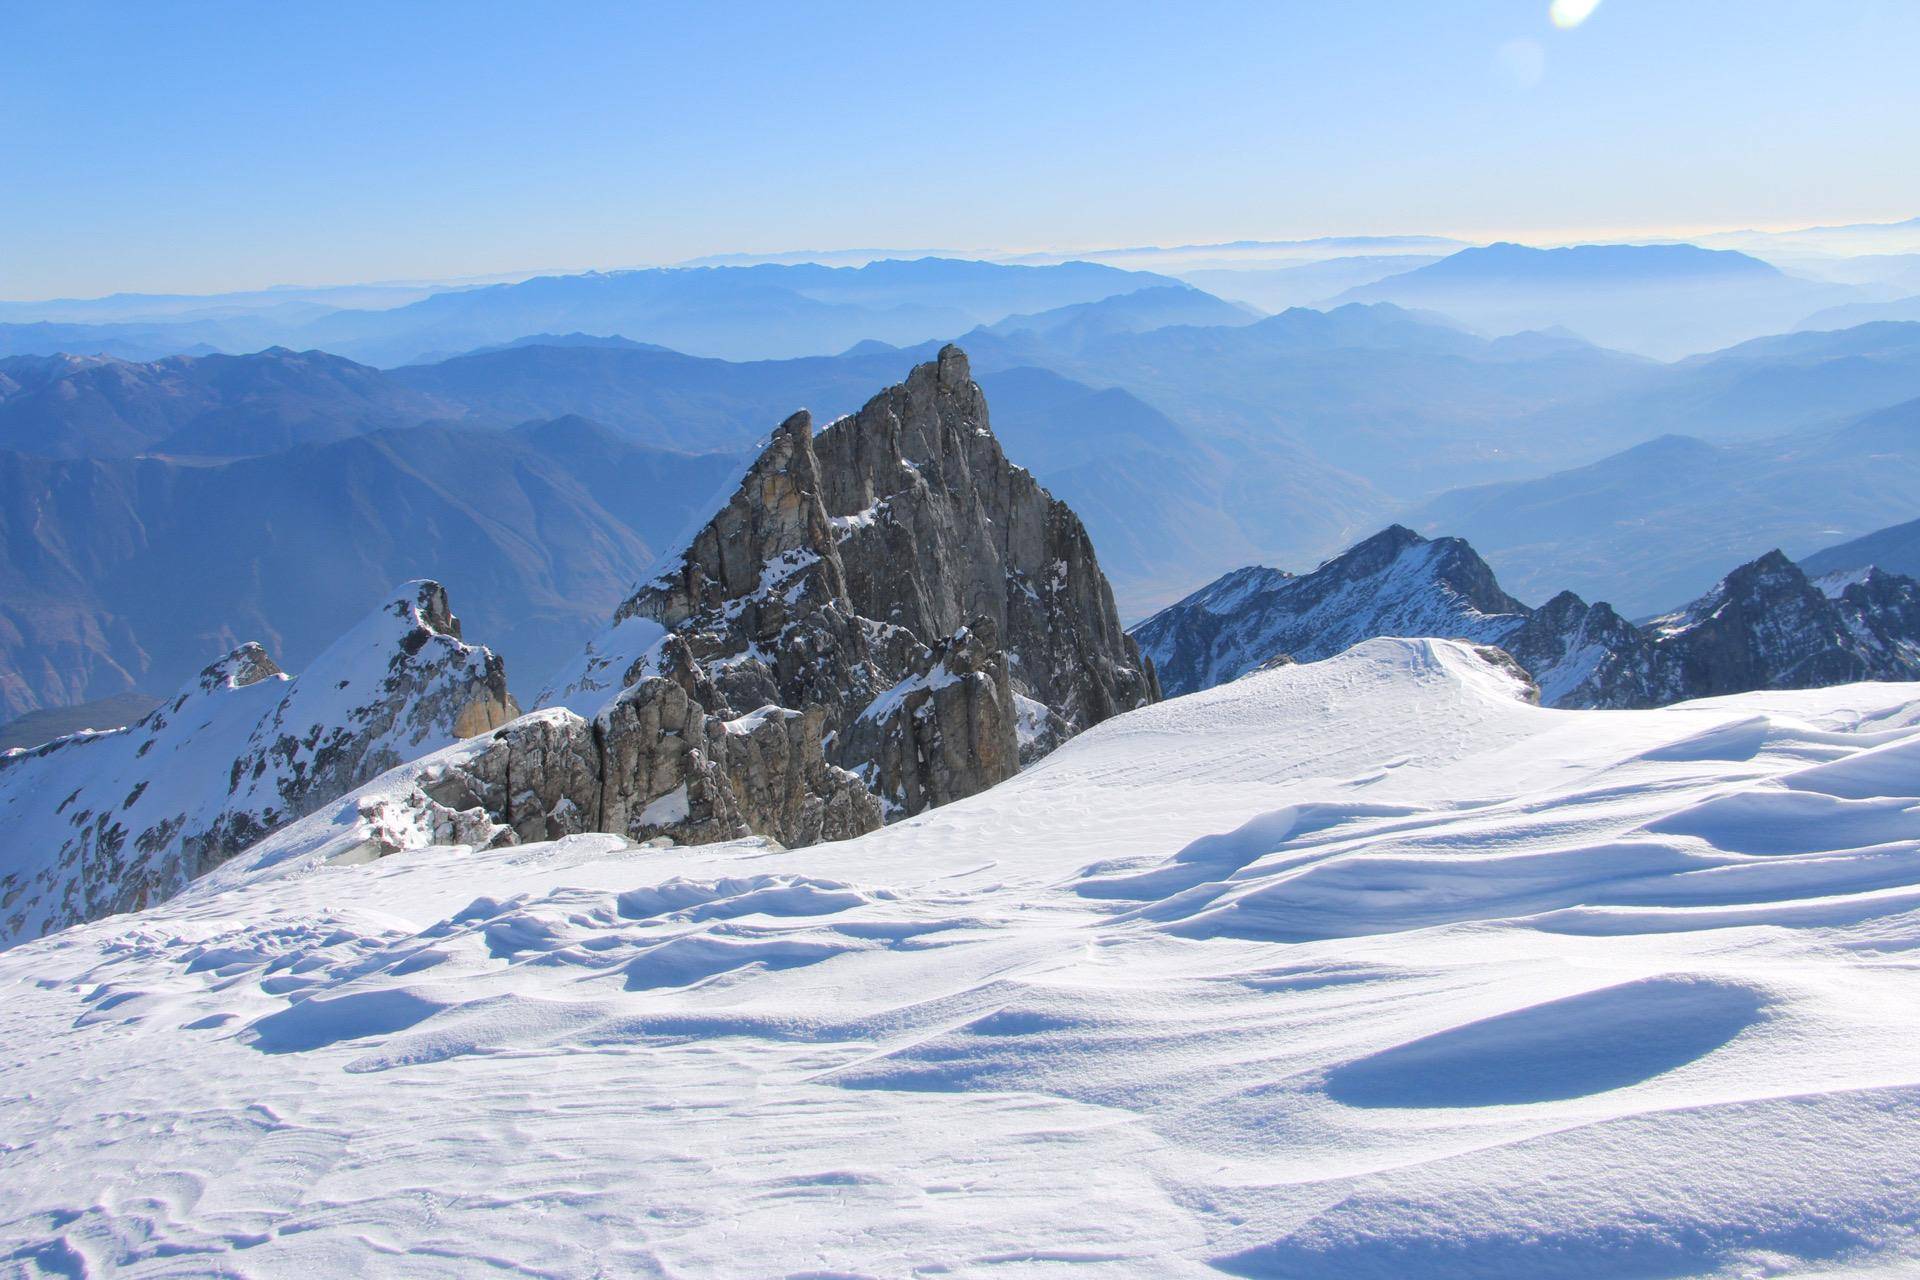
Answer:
[[1338, 242, 1864, 357]]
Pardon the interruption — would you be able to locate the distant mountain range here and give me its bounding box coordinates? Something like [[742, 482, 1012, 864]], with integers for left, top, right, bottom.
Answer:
[[387, 339, 922, 452], [0, 332, 1274, 725], [11, 294, 1920, 728], [1337, 242, 1864, 358], [0, 259, 1195, 366], [1410, 392, 1920, 616], [1696, 213, 1920, 259], [983, 285, 1258, 342], [1178, 254, 1447, 312], [0, 348, 462, 457], [940, 299, 1667, 503], [0, 419, 742, 723], [1799, 294, 1920, 333], [998, 235, 1468, 273], [0, 281, 454, 325], [1802, 514, 1920, 581]]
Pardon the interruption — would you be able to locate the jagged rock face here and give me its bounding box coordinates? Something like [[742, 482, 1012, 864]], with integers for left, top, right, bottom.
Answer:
[[222, 582, 519, 834], [361, 666, 881, 870], [569, 345, 1156, 822], [415, 710, 603, 848], [1501, 591, 1662, 709], [1647, 551, 1877, 697], [1134, 530, 1920, 710], [837, 617, 1020, 817], [0, 581, 518, 948], [2, 353, 1152, 947], [1834, 569, 1920, 671], [594, 646, 881, 849]]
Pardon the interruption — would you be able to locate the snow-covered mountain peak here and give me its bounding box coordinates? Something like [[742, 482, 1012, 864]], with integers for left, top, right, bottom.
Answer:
[[1647, 547, 1806, 635], [233, 349, 1161, 893], [1133, 525, 1529, 697], [0, 580, 518, 948], [1139, 526, 1920, 709], [195, 640, 285, 694]]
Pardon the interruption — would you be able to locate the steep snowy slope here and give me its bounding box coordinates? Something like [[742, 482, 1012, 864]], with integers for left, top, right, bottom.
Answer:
[[0, 582, 516, 948], [5, 639, 1920, 1276]]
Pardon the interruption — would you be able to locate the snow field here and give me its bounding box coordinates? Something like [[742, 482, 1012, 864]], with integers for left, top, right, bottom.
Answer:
[[5, 638, 1920, 1277]]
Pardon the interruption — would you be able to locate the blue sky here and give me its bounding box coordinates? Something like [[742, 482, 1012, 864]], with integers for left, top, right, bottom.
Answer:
[[5, 0, 1918, 298]]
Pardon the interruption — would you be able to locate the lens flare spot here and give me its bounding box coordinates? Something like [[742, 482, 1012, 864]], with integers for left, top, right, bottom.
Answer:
[[1550, 0, 1603, 29]]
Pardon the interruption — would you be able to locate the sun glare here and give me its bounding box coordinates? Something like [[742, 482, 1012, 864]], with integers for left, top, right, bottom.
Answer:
[[1549, 0, 1602, 30]]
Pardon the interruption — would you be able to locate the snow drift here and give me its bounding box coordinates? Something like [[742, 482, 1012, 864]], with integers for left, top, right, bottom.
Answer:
[[4, 638, 1920, 1276]]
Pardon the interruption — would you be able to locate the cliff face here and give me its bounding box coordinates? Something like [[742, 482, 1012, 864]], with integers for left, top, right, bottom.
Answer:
[[545, 345, 1157, 825]]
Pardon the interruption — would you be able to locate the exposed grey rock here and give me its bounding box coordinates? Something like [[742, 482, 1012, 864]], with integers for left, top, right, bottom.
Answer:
[[413, 661, 882, 861], [417, 710, 602, 846], [1833, 568, 1920, 671], [1468, 645, 1542, 705], [1501, 591, 1662, 709], [840, 616, 1019, 818], [1643, 550, 1874, 698], [3, 353, 1157, 947], [558, 344, 1157, 826]]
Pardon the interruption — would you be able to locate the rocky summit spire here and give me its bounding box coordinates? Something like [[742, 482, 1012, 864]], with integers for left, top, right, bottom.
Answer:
[[3, 353, 1162, 948], [497, 345, 1159, 843], [595, 343, 1158, 820]]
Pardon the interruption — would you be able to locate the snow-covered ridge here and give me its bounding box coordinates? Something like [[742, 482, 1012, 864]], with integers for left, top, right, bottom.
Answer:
[[1136, 526, 1920, 708], [0, 581, 517, 949], [6, 638, 1919, 1274], [1131, 526, 1530, 697]]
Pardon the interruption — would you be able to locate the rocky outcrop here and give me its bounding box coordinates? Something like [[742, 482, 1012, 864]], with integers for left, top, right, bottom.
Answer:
[[413, 710, 603, 848], [594, 647, 879, 849], [0, 581, 519, 947], [839, 617, 1020, 817], [408, 677, 879, 858], [1644, 551, 1876, 699], [2, 354, 1158, 946], [1831, 567, 1920, 671], [1134, 529, 1920, 709], [1501, 590, 1662, 709], [547, 345, 1157, 821]]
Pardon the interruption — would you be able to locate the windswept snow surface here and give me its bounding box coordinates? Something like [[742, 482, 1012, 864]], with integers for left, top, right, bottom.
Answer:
[[7, 638, 1920, 1277]]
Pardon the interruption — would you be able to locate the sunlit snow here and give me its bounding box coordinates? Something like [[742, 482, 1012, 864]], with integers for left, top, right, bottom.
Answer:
[[5, 638, 1920, 1276]]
